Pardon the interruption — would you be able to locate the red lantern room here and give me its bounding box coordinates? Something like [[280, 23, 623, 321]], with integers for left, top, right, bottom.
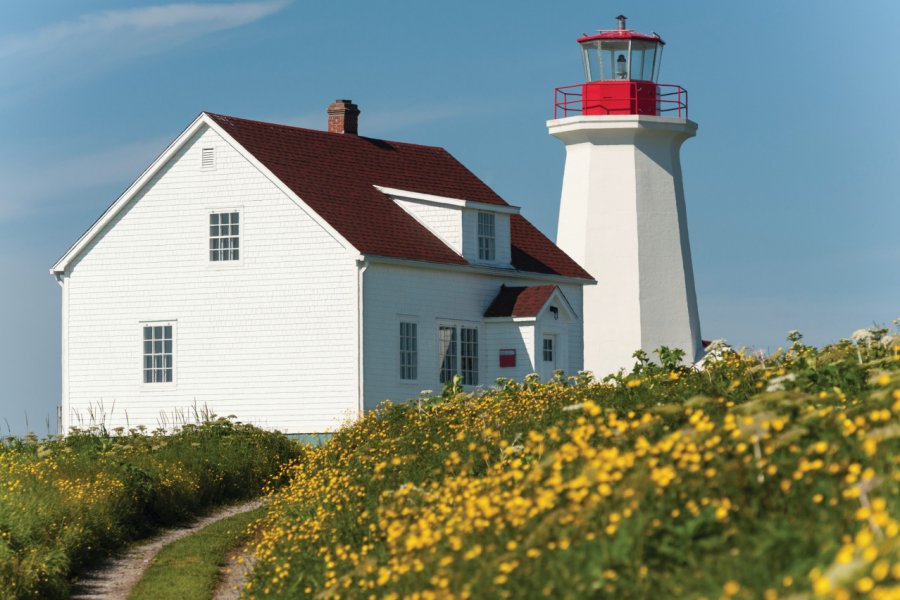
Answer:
[[554, 16, 687, 118]]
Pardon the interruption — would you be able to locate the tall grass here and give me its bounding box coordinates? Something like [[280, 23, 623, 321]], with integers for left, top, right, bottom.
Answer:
[[0, 418, 298, 599], [248, 326, 899, 598]]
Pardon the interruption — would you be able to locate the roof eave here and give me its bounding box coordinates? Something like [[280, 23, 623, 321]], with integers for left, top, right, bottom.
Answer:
[[361, 253, 594, 285]]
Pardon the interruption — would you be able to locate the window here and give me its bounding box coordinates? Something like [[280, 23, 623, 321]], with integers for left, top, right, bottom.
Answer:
[[210, 212, 239, 261], [460, 327, 478, 385], [143, 325, 173, 383], [438, 326, 457, 384], [543, 337, 554, 362], [400, 322, 418, 380], [477, 212, 495, 261], [439, 324, 478, 386]]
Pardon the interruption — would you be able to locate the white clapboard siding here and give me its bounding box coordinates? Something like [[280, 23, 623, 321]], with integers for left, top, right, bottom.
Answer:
[[393, 199, 464, 254], [63, 125, 359, 434], [361, 262, 584, 410]]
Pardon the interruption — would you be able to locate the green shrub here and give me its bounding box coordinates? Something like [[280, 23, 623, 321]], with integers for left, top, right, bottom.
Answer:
[[0, 418, 298, 599]]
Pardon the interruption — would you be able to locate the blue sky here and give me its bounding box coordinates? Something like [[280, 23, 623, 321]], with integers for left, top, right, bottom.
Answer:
[[1, 1, 898, 435]]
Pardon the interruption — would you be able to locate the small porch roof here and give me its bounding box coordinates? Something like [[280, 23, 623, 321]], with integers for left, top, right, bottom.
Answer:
[[484, 285, 576, 319]]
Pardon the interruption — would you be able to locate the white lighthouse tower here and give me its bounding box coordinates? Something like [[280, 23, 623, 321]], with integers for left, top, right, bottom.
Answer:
[[550, 15, 702, 375]]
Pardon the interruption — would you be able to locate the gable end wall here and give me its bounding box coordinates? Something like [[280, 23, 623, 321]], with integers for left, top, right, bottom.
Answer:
[[62, 126, 359, 434]]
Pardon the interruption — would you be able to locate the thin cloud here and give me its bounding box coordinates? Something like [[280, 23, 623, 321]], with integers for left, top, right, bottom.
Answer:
[[0, 2, 289, 103], [0, 136, 173, 222]]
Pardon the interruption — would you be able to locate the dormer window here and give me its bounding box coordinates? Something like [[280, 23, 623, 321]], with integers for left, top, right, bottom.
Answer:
[[477, 212, 495, 261], [379, 186, 515, 267]]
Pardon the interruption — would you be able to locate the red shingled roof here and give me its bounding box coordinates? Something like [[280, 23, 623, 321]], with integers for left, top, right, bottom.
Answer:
[[207, 113, 591, 280], [484, 285, 559, 318]]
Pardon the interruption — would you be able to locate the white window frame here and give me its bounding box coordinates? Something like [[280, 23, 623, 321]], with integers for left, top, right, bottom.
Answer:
[[140, 321, 176, 387], [438, 321, 479, 386], [399, 319, 419, 382], [208, 209, 242, 265], [543, 335, 555, 363], [477, 212, 496, 262]]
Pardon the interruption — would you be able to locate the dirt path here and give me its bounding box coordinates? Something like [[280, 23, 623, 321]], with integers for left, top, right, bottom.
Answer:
[[212, 537, 258, 600], [70, 498, 265, 600]]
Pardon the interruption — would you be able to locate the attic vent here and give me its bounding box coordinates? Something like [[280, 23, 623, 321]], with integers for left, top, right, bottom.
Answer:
[[200, 147, 216, 171]]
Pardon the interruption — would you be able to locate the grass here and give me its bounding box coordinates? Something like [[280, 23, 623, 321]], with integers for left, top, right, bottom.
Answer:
[[0, 419, 298, 599], [247, 325, 900, 599], [128, 504, 267, 600]]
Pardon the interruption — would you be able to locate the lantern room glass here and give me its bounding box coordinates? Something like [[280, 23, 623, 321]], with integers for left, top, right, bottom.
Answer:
[[580, 39, 663, 82]]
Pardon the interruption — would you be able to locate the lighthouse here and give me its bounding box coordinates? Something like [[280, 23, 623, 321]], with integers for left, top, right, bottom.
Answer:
[[550, 16, 702, 375]]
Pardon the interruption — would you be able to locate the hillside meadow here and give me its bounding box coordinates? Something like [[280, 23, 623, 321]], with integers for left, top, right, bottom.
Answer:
[[248, 325, 900, 599], [0, 419, 298, 599]]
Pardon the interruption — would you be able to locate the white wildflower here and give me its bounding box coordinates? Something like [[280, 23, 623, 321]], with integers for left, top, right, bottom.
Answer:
[[767, 372, 797, 392], [851, 329, 874, 343]]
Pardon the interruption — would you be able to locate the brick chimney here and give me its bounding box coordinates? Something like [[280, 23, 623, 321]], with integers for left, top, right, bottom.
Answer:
[[327, 99, 360, 135]]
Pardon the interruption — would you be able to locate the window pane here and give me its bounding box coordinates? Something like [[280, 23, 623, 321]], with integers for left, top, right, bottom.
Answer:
[[231, 224, 239, 236], [153, 326, 162, 338], [164, 370, 173, 383], [144, 370, 152, 384], [460, 327, 478, 385], [210, 213, 219, 225], [582, 43, 601, 81], [220, 213, 230, 225], [600, 40, 630, 80], [144, 356, 152, 369], [477, 213, 496, 261], [400, 322, 418, 380], [143, 327, 152, 340], [643, 45, 657, 80], [231, 213, 239, 224], [630, 47, 644, 80], [439, 326, 457, 383], [164, 326, 172, 339]]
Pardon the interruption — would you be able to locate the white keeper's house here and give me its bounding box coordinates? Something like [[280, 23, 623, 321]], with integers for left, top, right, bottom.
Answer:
[[52, 16, 706, 435], [51, 102, 593, 434]]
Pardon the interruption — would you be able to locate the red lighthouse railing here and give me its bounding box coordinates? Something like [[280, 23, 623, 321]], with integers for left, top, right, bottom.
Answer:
[[554, 82, 688, 119]]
